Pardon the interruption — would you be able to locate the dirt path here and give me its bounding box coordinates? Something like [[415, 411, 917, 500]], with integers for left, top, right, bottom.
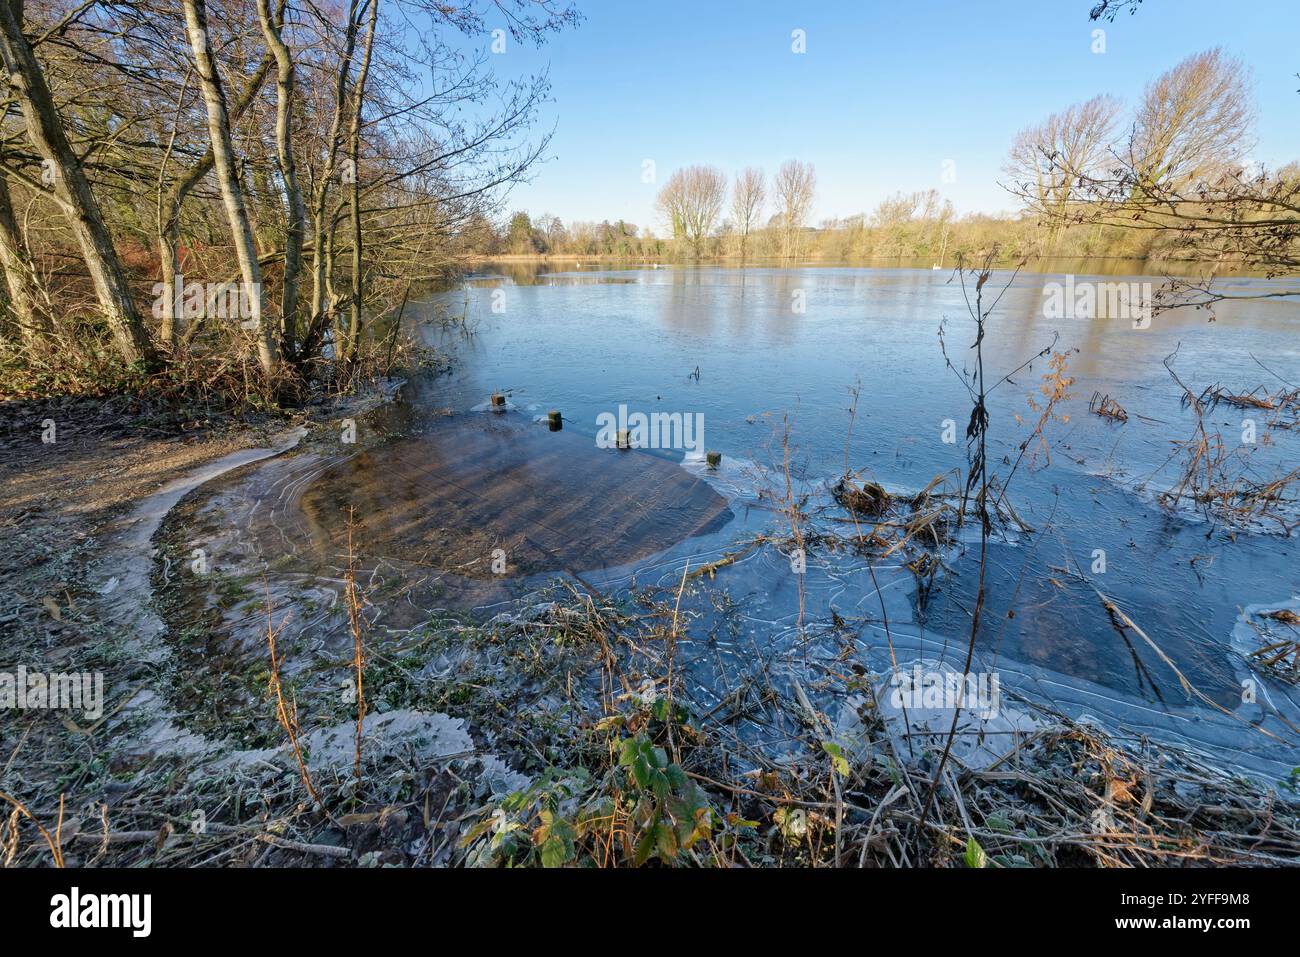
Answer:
[[0, 407, 522, 866], [0, 417, 294, 644]]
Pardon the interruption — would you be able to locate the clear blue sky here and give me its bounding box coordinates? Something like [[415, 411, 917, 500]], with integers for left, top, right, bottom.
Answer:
[[477, 0, 1299, 233]]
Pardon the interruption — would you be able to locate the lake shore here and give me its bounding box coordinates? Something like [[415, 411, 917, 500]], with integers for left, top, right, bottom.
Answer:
[[3, 372, 1298, 867]]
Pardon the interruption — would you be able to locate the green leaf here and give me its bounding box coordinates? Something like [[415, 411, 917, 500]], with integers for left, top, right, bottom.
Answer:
[[821, 741, 850, 777], [634, 828, 657, 866], [540, 834, 566, 868], [964, 837, 987, 869], [656, 822, 679, 860], [665, 764, 688, 790], [631, 754, 652, 789], [650, 769, 670, 801], [458, 815, 496, 847], [652, 698, 687, 724], [576, 798, 613, 837], [774, 807, 807, 843], [649, 744, 668, 770]]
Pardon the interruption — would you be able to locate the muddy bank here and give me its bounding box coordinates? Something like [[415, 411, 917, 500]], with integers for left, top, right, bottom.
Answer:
[[0, 415, 294, 656], [3, 391, 1299, 868], [0, 386, 746, 866], [0, 391, 534, 865], [4, 345, 1299, 869]]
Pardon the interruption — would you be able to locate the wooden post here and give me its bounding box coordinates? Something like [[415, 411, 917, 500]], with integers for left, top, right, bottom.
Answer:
[[547, 410, 562, 431], [706, 451, 721, 469]]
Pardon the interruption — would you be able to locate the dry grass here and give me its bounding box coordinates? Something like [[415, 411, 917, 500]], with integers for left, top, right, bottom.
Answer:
[[452, 583, 1300, 868], [1089, 391, 1129, 422], [344, 507, 367, 795], [263, 587, 326, 814], [1157, 349, 1300, 531], [0, 790, 64, 867], [1199, 383, 1300, 415], [1246, 609, 1300, 685]]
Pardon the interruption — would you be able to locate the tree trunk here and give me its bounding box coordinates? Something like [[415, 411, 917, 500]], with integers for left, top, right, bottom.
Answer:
[[344, 0, 378, 361], [306, 0, 362, 358], [181, 0, 277, 374], [255, 0, 304, 361], [0, 164, 50, 346], [0, 0, 152, 365], [157, 49, 274, 346]]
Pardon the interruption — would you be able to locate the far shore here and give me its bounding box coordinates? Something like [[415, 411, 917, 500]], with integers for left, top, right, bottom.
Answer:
[[473, 253, 1276, 279]]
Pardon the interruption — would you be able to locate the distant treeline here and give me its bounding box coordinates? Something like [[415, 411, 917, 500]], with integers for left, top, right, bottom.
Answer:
[[472, 203, 1211, 267], [482, 46, 1297, 275]]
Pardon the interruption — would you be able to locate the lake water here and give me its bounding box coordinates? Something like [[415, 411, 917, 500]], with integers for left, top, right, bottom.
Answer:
[[182, 263, 1300, 782], [409, 264, 1300, 776]]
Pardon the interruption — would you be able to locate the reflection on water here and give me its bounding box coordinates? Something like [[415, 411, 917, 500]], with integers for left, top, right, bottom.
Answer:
[[474, 256, 1238, 287]]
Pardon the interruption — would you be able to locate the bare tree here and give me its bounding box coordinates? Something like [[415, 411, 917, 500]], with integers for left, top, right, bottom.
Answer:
[[343, 0, 379, 361], [1130, 48, 1253, 191], [304, 0, 363, 356], [1004, 94, 1121, 247], [731, 166, 765, 263], [256, 0, 306, 358], [155, 45, 274, 347], [656, 164, 726, 258], [0, 0, 578, 389], [0, 164, 47, 344], [1022, 34, 1292, 307], [0, 0, 153, 365], [182, 0, 277, 373], [774, 159, 816, 261], [1089, 0, 1144, 21]]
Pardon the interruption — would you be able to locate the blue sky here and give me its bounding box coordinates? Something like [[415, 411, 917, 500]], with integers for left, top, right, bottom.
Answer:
[[476, 0, 1299, 232]]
